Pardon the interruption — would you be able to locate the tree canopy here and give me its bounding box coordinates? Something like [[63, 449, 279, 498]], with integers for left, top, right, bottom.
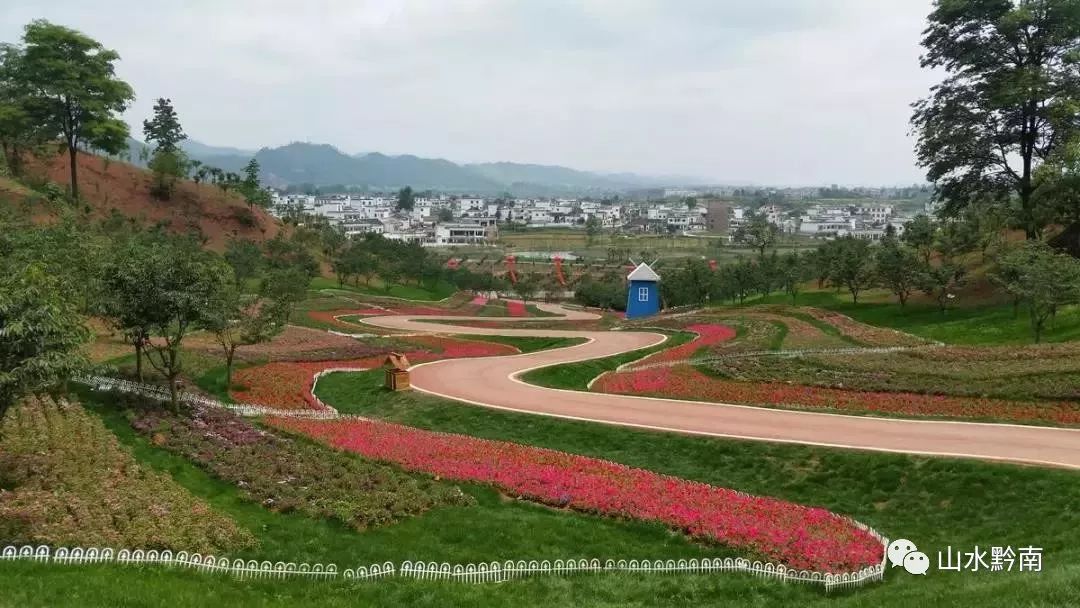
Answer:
[[16, 20, 134, 200], [912, 0, 1080, 239]]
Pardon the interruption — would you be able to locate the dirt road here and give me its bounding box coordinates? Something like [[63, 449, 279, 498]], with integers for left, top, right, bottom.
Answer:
[[362, 305, 1080, 470]]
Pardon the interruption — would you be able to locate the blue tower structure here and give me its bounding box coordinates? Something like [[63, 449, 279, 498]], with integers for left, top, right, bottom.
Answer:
[[625, 262, 661, 319]]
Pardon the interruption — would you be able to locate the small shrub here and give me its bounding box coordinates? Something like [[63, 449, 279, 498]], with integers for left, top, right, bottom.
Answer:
[[233, 207, 257, 228]]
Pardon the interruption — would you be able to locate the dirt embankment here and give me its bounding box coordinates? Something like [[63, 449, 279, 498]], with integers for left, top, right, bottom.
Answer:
[[8, 150, 281, 250]]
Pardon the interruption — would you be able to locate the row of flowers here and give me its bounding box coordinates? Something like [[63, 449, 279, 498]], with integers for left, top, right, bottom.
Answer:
[[799, 308, 931, 347], [712, 350, 1080, 402], [505, 299, 527, 317], [129, 404, 472, 531], [593, 365, 1080, 425], [623, 324, 736, 369], [267, 416, 884, 573], [231, 336, 515, 409], [0, 397, 254, 553]]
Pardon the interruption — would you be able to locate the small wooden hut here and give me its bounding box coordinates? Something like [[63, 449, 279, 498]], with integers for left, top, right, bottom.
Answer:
[[384, 353, 411, 391]]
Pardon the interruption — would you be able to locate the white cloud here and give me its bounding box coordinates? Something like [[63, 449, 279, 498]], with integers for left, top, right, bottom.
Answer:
[[0, 0, 938, 185]]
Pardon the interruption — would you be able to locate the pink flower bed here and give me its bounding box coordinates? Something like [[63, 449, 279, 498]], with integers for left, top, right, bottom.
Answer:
[[269, 417, 883, 573], [627, 324, 736, 368], [505, 299, 527, 317], [471, 295, 488, 306]]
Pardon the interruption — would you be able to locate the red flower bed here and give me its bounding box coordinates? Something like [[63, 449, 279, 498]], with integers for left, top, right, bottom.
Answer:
[[594, 366, 1080, 425], [232, 336, 515, 409], [401, 335, 516, 358], [626, 324, 736, 369], [505, 299, 527, 317], [268, 416, 883, 573]]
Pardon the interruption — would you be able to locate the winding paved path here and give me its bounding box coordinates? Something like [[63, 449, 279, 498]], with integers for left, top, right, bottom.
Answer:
[[362, 304, 1080, 470]]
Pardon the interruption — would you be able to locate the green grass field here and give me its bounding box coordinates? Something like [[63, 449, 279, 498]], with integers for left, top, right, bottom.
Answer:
[[520, 331, 693, 390], [734, 288, 1080, 345], [6, 286, 1080, 606], [496, 229, 816, 262], [309, 277, 456, 301], [5, 374, 1076, 606]]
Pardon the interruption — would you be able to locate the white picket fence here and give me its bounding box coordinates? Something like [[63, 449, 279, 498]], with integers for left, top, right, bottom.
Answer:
[[1, 545, 884, 591], [400, 556, 885, 591], [0, 545, 393, 581], [75, 375, 338, 419]]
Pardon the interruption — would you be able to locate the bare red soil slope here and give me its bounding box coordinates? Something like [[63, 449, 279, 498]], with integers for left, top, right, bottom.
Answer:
[[8, 151, 281, 250]]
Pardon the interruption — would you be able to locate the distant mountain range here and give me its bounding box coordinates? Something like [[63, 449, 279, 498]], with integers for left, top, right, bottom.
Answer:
[[124, 138, 698, 195]]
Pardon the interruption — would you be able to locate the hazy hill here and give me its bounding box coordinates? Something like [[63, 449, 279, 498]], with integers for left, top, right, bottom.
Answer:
[[159, 139, 677, 194], [465, 161, 634, 190]]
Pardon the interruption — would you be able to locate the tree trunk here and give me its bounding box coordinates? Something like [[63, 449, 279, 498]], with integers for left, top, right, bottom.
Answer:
[[68, 144, 79, 201], [167, 374, 180, 412], [224, 347, 235, 394], [134, 342, 144, 382]]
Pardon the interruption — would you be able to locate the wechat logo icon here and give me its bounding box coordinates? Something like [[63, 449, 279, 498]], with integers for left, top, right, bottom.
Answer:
[[888, 538, 930, 575]]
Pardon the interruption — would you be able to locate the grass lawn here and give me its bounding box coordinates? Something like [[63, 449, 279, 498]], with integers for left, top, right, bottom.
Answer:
[[458, 335, 588, 353], [322, 370, 1080, 606], [731, 289, 1080, 346], [3, 374, 1078, 605], [521, 332, 693, 390], [309, 277, 456, 301]]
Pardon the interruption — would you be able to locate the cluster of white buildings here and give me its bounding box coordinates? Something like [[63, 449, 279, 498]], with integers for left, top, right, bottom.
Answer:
[[267, 190, 928, 246], [796, 204, 914, 240], [268, 192, 634, 246]]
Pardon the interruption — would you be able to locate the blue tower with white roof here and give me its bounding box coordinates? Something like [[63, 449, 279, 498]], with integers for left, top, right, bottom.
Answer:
[[625, 262, 661, 319]]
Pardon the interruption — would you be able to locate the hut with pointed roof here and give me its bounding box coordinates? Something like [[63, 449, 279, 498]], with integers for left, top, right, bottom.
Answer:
[[625, 262, 661, 319]]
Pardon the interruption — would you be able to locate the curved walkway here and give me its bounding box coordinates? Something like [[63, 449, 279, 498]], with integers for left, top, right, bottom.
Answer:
[[362, 304, 1080, 470]]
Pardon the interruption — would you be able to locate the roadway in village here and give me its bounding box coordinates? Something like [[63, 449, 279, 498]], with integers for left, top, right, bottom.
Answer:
[[361, 304, 1080, 470]]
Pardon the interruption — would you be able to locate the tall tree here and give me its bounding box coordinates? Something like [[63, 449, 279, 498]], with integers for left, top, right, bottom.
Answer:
[[99, 235, 168, 382], [902, 214, 937, 265], [733, 213, 778, 260], [224, 239, 264, 285], [994, 240, 1080, 342], [876, 236, 921, 307], [513, 273, 539, 305], [144, 242, 231, 410], [18, 20, 134, 201], [397, 186, 415, 212], [103, 235, 229, 409], [0, 263, 90, 419], [779, 251, 807, 304], [142, 97, 185, 153], [920, 262, 966, 314], [829, 237, 877, 303], [0, 44, 45, 177], [204, 274, 285, 394], [239, 158, 269, 209], [912, 0, 1080, 239], [584, 215, 601, 244]]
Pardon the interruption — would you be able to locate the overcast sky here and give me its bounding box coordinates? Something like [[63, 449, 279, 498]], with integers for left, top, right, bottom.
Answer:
[[1, 0, 940, 186]]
